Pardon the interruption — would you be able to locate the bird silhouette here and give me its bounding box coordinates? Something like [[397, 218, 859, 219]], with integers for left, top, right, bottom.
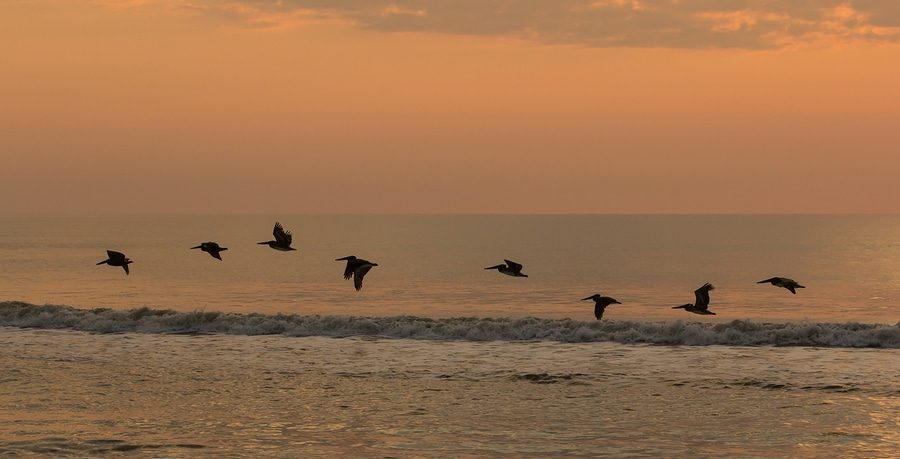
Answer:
[[258, 222, 296, 251], [484, 259, 528, 277], [191, 242, 228, 260], [758, 277, 805, 294], [581, 294, 622, 320], [96, 250, 133, 275], [672, 283, 716, 315], [335, 256, 378, 291]]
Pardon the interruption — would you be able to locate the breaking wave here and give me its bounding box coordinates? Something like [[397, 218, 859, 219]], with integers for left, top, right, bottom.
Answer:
[[1, 302, 898, 348]]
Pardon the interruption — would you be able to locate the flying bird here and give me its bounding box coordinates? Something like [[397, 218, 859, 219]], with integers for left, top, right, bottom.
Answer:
[[757, 277, 805, 294], [581, 294, 622, 320], [484, 259, 528, 277], [335, 256, 378, 291], [258, 222, 296, 251], [96, 250, 133, 275], [672, 283, 716, 315], [191, 242, 228, 260]]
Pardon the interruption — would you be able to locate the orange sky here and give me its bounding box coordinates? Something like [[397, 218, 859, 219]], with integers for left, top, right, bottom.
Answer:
[[2, 0, 900, 214]]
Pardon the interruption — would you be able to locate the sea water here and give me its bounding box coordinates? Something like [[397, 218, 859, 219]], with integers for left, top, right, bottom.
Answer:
[[0, 215, 898, 457]]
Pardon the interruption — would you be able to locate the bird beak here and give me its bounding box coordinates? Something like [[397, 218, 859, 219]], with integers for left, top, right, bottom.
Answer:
[[335, 256, 353, 261], [581, 296, 593, 301], [191, 245, 202, 249]]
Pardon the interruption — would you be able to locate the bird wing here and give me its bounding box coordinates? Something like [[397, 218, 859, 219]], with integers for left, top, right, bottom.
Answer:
[[353, 264, 374, 291], [602, 297, 620, 306], [273, 222, 293, 246], [210, 251, 222, 261], [122, 264, 129, 275], [107, 250, 125, 263], [342, 260, 356, 280], [694, 283, 713, 310], [594, 304, 605, 320], [504, 259, 523, 272]]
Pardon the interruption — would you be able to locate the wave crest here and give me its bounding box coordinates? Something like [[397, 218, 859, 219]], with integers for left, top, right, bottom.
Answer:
[[1, 302, 898, 348]]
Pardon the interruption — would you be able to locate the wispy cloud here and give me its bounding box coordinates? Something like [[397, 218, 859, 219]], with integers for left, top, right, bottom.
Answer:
[[98, 0, 900, 48]]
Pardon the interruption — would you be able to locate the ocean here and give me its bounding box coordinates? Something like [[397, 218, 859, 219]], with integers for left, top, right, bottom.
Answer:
[[1, 215, 898, 457]]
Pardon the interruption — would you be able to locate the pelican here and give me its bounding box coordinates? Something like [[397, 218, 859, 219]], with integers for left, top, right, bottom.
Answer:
[[258, 222, 296, 251], [581, 294, 622, 320], [96, 250, 133, 275], [191, 242, 228, 260], [672, 283, 716, 315], [757, 277, 805, 294], [485, 259, 528, 277], [335, 256, 378, 291]]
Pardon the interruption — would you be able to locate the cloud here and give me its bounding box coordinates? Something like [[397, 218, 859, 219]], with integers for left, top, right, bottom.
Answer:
[[100, 0, 900, 48]]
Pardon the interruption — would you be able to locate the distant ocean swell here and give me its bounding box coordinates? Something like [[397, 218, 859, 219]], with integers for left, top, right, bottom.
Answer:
[[1, 302, 898, 348]]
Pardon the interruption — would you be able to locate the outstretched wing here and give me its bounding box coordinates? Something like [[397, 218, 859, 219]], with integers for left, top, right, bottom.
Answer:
[[273, 222, 292, 246], [343, 260, 356, 280], [122, 264, 129, 275], [504, 259, 523, 273], [353, 264, 374, 291], [594, 304, 605, 320], [694, 283, 714, 310]]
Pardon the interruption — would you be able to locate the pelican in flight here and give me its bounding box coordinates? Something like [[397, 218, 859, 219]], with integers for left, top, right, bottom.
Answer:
[[335, 256, 378, 291], [673, 283, 716, 315], [484, 259, 528, 277], [96, 250, 133, 275], [191, 242, 228, 260], [258, 222, 296, 251], [581, 294, 622, 320], [758, 277, 805, 294]]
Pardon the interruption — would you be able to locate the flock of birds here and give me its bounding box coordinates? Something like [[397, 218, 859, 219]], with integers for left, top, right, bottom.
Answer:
[[95, 222, 807, 321]]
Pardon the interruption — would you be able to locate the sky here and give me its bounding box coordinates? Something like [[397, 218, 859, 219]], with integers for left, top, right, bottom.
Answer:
[[2, 0, 900, 214]]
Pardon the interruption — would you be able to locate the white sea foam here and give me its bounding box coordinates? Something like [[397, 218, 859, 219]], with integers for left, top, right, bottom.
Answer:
[[1, 302, 898, 348]]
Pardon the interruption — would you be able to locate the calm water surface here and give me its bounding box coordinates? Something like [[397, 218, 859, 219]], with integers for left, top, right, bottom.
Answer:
[[1, 215, 899, 322]]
